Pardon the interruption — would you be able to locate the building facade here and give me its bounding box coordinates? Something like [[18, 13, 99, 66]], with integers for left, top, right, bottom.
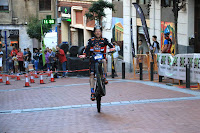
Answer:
[[0, 0, 56, 53], [123, 0, 198, 71], [57, 0, 96, 46], [57, 0, 113, 47]]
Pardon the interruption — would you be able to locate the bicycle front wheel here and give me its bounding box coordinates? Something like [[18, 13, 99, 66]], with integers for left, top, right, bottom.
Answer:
[[96, 95, 101, 113]]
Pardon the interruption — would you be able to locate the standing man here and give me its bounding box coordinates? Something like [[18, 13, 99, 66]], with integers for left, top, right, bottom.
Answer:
[[49, 49, 55, 70], [33, 49, 40, 71], [162, 33, 172, 53], [152, 35, 160, 54], [56, 46, 67, 77], [27, 48, 32, 62], [112, 41, 120, 76]]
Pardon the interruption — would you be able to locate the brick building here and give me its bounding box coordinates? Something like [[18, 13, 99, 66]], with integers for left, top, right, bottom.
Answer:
[[0, 0, 56, 52]]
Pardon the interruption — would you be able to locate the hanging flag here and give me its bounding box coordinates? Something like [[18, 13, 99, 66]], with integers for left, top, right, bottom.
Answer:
[[41, 22, 46, 66], [133, 3, 154, 60], [132, 3, 151, 47], [131, 18, 135, 57]]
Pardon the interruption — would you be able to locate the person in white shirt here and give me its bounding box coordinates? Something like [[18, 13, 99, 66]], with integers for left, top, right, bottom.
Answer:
[[0, 48, 3, 72], [113, 41, 120, 76], [152, 35, 160, 54]]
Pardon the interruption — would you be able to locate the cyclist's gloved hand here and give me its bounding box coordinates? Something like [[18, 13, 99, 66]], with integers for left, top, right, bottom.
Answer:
[[79, 55, 86, 58], [109, 48, 115, 52]]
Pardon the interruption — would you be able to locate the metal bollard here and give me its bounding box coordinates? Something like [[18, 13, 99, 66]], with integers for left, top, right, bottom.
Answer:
[[122, 62, 125, 79], [186, 64, 190, 88], [139, 62, 143, 80], [159, 76, 162, 82], [111, 53, 114, 78], [150, 62, 154, 81]]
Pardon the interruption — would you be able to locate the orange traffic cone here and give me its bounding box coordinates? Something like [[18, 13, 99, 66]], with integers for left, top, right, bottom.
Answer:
[[34, 71, 38, 78], [50, 72, 55, 82], [30, 75, 35, 83], [0, 75, 3, 83], [25, 76, 30, 87], [40, 75, 45, 84], [5, 76, 10, 85], [16, 74, 20, 81]]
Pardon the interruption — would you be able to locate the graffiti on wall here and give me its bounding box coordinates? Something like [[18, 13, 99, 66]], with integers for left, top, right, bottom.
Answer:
[[112, 17, 124, 56], [112, 17, 123, 42], [161, 21, 176, 55]]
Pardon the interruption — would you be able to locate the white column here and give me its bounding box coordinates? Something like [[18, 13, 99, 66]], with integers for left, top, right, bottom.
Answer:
[[149, 0, 161, 44], [177, 0, 189, 47], [123, 0, 131, 64], [132, 0, 137, 56], [102, 0, 112, 42]]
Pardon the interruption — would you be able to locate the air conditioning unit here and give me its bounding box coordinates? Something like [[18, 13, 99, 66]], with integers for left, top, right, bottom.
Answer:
[[57, 18, 61, 24], [58, 7, 61, 12]]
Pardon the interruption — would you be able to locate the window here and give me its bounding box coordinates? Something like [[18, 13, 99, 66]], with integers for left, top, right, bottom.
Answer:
[[137, 0, 150, 5], [0, 0, 9, 12], [161, 0, 173, 7], [39, 0, 51, 11]]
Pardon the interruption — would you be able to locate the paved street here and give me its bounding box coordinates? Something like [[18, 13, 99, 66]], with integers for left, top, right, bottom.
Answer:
[[1, 75, 200, 133]]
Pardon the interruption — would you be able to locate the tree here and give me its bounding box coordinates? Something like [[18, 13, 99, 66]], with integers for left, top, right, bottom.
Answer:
[[85, 0, 115, 25], [26, 17, 51, 42]]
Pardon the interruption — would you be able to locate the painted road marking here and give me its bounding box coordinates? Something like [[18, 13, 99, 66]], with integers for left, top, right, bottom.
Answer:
[[1, 96, 200, 114]]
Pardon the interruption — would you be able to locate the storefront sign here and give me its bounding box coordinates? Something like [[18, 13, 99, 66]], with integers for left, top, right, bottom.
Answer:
[[61, 7, 71, 19]]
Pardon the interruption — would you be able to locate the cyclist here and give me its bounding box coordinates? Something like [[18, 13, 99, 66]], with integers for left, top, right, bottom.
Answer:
[[79, 25, 115, 101]]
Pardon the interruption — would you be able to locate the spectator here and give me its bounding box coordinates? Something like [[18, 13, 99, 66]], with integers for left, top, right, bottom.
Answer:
[[17, 48, 24, 73], [23, 49, 28, 61], [162, 33, 172, 53], [56, 46, 67, 77], [0, 48, 3, 72], [12, 52, 18, 73], [39, 50, 43, 70], [11, 46, 18, 56], [138, 40, 143, 54], [112, 41, 120, 76], [0, 53, 3, 72], [27, 48, 32, 62], [46, 47, 50, 53], [7, 54, 13, 74], [44, 50, 50, 70], [33, 49, 40, 71], [137, 40, 144, 62], [0, 48, 3, 55], [49, 49, 56, 70], [152, 35, 160, 54]]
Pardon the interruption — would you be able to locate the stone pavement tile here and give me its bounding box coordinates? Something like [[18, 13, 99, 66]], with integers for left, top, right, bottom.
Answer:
[[0, 100, 200, 133], [0, 76, 90, 90], [0, 81, 193, 110]]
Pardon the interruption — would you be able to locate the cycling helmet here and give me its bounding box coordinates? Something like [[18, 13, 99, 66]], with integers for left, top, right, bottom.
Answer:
[[94, 25, 102, 32]]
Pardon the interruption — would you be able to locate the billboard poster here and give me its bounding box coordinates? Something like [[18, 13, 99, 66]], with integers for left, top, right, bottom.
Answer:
[[161, 21, 176, 55]]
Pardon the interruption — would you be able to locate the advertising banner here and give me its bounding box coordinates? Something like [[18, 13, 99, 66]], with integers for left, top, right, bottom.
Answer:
[[157, 54, 200, 83]]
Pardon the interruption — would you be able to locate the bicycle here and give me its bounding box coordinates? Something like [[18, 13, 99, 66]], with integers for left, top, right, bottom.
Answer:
[[80, 50, 115, 113], [93, 51, 115, 113]]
